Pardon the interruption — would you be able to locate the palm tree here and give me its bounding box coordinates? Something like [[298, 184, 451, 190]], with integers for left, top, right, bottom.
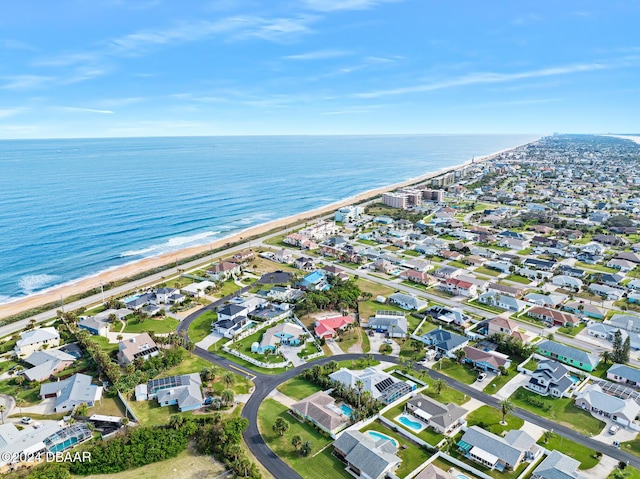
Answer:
[[0, 405, 6, 424], [434, 378, 446, 394], [222, 372, 234, 389], [14, 397, 24, 415], [221, 389, 234, 406], [272, 417, 290, 437], [541, 430, 555, 444], [500, 399, 514, 425], [601, 350, 613, 366], [291, 434, 302, 451], [355, 380, 365, 407], [455, 348, 466, 364]]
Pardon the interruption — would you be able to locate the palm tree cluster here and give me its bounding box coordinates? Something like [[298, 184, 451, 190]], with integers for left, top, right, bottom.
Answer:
[[296, 278, 369, 317]]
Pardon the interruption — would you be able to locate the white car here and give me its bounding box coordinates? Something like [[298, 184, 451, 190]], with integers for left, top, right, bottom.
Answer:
[[383, 339, 393, 345], [610, 425, 620, 435], [477, 373, 488, 382], [21, 417, 33, 425]]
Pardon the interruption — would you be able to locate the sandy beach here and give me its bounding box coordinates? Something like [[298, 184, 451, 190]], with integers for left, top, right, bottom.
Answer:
[[0, 142, 527, 321]]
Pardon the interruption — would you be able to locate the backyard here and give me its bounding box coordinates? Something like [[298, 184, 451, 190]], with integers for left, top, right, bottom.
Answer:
[[123, 315, 180, 334], [465, 405, 524, 435], [536, 434, 600, 470], [258, 398, 352, 479], [382, 402, 445, 447], [276, 376, 323, 401]]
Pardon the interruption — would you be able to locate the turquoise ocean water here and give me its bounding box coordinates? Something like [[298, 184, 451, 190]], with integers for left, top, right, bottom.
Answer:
[[0, 134, 538, 303]]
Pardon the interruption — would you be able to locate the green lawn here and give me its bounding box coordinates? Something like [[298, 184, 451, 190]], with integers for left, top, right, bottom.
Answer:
[[404, 250, 422, 257], [447, 260, 468, 269], [483, 364, 519, 393], [214, 348, 289, 375], [158, 352, 212, 378], [558, 323, 586, 337], [466, 405, 524, 435], [575, 261, 618, 274], [510, 387, 605, 435], [218, 280, 242, 297], [474, 267, 501, 277], [505, 274, 531, 285], [276, 377, 323, 401], [435, 359, 479, 384], [619, 437, 640, 460], [360, 421, 430, 478], [358, 299, 407, 322], [608, 467, 640, 479], [259, 399, 351, 479], [188, 310, 217, 343], [382, 402, 444, 446], [467, 299, 505, 314], [537, 435, 600, 470], [89, 335, 120, 353], [123, 316, 180, 334], [90, 394, 127, 417], [431, 457, 483, 479]]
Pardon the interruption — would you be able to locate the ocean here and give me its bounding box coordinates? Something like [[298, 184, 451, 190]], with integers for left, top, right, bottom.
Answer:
[[0, 134, 538, 304]]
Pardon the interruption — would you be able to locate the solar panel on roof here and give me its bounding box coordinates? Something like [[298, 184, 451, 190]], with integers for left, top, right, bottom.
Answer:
[[374, 377, 394, 392]]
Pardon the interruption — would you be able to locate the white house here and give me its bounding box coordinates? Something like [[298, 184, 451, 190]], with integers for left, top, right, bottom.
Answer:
[[15, 327, 60, 356]]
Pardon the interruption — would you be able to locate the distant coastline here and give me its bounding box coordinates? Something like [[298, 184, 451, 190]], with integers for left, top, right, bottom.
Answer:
[[0, 138, 537, 321]]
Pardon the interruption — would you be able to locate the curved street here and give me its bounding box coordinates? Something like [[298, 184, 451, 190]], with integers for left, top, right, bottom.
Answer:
[[178, 307, 640, 479]]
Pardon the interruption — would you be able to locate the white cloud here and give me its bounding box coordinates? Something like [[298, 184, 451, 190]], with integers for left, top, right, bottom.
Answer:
[[0, 108, 26, 119], [1, 75, 54, 90], [56, 107, 114, 114], [284, 49, 351, 60], [354, 61, 618, 98], [303, 0, 400, 12]]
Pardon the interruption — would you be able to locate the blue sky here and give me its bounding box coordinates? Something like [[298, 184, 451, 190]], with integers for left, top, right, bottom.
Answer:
[[0, 0, 638, 138]]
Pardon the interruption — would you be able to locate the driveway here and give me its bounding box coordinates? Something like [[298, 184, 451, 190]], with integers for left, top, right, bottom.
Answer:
[[196, 332, 224, 350], [325, 338, 343, 356], [591, 417, 635, 444], [492, 372, 531, 400], [280, 345, 305, 368], [267, 390, 297, 408], [21, 397, 55, 416], [368, 332, 400, 356], [468, 372, 497, 391], [0, 394, 15, 419], [580, 454, 618, 479]]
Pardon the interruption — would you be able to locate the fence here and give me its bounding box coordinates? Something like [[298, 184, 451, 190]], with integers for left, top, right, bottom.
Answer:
[[117, 390, 140, 424]]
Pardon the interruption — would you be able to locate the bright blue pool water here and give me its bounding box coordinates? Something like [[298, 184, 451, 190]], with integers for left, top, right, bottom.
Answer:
[[122, 294, 140, 303], [398, 415, 422, 431], [340, 404, 353, 417], [456, 474, 471, 479], [243, 321, 257, 331], [569, 375, 580, 383], [366, 431, 398, 447]]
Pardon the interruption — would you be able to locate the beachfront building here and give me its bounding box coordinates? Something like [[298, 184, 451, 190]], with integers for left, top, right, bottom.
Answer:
[[206, 261, 241, 281], [117, 333, 160, 365], [15, 327, 60, 357], [299, 270, 330, 291], [335, 206, 363, 223]]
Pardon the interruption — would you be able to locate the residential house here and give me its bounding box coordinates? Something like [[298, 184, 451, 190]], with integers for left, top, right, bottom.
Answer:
[[485, 261, 512, 274], [272, 248, 294, 264], [232, 249, 254, 263], [498, 237, 530, 250], [400, 269, 436, 286], [403, 259, 432, 272], [15, 327, 60, 356], [155, 287, 180, 304], [405, 394, 468, 435], [551, 275, 584, 290], [523, 258, 557, 271], [525, 360, 575, 398], [284, 233, 308, 247], [457, 426, 540, 471], [314, 316, 353, 339], [23, 349, 77, 382], [606, 314, 640, 333], [367, 311, 408, 338], [487, 282, 524, 298], [388, 293, 428, 311], [329, 367, 414, 404], [144, 373, 203, 412], [593, 234, 628, 246], [463, 346, 511, 372], [589, 283, 624, 300], [293, 256, 316, 272], [420, 329, 469, 358], [39, 373, 103, 413], [299, 270, 330, 291], [607, 364, 640, 388], [117, 333, 160, 365], [524, 293, 564, 308], [427, 306, 470, 327], [323, 265, 350, 282], [206, 261, 241, 281], [607, 258, 636, 272], [433, 266, 462, 279], [532, 450, 586, 479], [442, 278, 478, 298], [563, 301, 603, 319], [333, 430, 401, 479], [266, 286, 304, 303], [123, 292, 154, 310], [251, 321, 305, 354], [78, 316, 110, 336], [290, 392, 349, 437], [181, 280, 216, 298], [487, 317, 518, 337], [414, 465, 456, 479], [527, 307, 580, 327], [478, 292, 527, 312], [536, 340, 599, 372], [374, 258, 395, 274], [575, 383, 640, 427]]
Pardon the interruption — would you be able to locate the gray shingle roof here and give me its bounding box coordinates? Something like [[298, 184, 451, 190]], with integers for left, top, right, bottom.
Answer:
[[608, 364, 640, 384], [461, 426, 529, 468], [533, 450, 585, 479], [536, 340, 599, 368], [333, 430, 400, 479]]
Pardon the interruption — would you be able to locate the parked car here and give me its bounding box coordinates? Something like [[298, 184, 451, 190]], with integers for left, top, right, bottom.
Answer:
[[477, 373, 488, 382], [609, 425, 620, 435], [613, 440, 620, 448], [383, 339, 393, 344], [21, 417, 33, 425]]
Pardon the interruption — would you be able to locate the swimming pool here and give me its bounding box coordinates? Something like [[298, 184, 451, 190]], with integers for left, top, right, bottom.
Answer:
[[365, 430, 398, 447], [396, 413, 426, 432], [456, 474, 471, 479], [340, 404, 353, 417], [242, 321, 257, 331], [122, 294, 140, 303], [569, 375, 580, 384]]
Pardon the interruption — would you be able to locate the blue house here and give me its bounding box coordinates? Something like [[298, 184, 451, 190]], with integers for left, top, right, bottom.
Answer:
[[145, 373, 203, 412], [299, 270, 330, 291]]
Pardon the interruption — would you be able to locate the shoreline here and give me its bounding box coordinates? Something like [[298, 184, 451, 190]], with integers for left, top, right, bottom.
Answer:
[[0, 140, 534, 320]]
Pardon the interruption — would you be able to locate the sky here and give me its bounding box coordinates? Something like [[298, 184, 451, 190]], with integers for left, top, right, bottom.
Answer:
[[0, 0, 638, 138]]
